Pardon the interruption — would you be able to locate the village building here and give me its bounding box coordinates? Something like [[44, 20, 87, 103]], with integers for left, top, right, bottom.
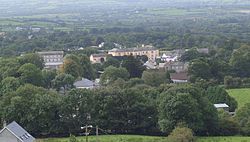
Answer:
[[108, 45, 159, 61], [0, 121, 35, 142], [160, 53, 178, 62], [90, 53, 107, 64], [170, 72, 189, 83], [37, 51, 64, 70], [74, 78, 99, 89], [159, 62, 188, 73]]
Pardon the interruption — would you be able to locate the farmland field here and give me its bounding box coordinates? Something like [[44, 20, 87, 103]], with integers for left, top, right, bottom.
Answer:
[[37, 135, 250, 142], [227, 88, 250, 109]]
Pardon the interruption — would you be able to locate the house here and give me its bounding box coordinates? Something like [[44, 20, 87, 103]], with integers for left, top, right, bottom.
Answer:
[[159, 62, 188, 73], [74, 78, 99, 89], [37, 51, 64, 70], [143, 61, 157, 69], [90, 53, 107, 64], [108, 45, 159, 61], [214, 103, 229, 112], [160, 54, 178, 62], [170, 72, 189, 83], [0, 121, 35, 142]]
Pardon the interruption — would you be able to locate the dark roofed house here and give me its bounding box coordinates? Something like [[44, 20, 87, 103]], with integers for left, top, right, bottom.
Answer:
[[0, 121, 35, 142], [170, 72, 189, 83], [74, 78, 99, 89]]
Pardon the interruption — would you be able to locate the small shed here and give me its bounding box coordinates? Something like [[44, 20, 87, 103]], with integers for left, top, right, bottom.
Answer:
[[214, 103, 229, 112], [0, 121, 35, 142]]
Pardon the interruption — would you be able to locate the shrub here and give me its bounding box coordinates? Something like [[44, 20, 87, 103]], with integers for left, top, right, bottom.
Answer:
[[168, 126, 195, 142]]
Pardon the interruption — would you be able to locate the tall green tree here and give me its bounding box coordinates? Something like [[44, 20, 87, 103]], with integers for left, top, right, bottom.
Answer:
[[78, 54, 95, 79], [142, 71, 170, 87], [1, 77, 22, 94], [121, 56, 145, 78], [158, 85, 218, 135], [230, 45, 250, 77], [188, 58, 211, 82], [100, 66, 129, 85], [18, 53, 44, 69], [1, 84, 61, 135], [42, 69, 57, 89], [18, 63, 42, 86], [52, 73, 75, 94], [235, 103, 250, 136]]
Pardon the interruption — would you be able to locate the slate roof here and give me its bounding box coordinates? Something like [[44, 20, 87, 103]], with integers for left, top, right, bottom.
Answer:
[[0, 121, 35, 142], [74, 78, 96, 88]]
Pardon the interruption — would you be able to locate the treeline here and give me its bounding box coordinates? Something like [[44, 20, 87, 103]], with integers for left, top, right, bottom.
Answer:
[[0, 52, 249, 137], [0, 19, 245, 57]]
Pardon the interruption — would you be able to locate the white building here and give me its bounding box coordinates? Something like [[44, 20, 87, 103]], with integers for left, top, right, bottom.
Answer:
[[37, 51, 64, 70]]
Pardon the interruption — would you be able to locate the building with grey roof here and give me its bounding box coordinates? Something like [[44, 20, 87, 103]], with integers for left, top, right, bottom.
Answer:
[[74, 78, 99, 89], [0, 121, 35, 142]]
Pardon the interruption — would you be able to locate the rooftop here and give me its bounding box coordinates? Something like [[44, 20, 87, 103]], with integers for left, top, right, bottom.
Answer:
[[170, 72, 189, 80], [91, 53, 107, 57], [37, 51, 64, 55], [109, 47, 158, 52], [0, 121, 35, 142], [214, 103, 229, 108], [74, 78, 97, 88]]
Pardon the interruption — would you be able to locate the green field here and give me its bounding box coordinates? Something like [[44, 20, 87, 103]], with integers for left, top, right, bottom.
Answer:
[[37, 135, 250, 142], [228, 88, 250, 109]]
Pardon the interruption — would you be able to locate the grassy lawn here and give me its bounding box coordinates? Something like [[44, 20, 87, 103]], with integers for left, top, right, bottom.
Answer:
[[37, 135, 250, 142], [198, 136, 250, 142], [227, 88, 250, 109]]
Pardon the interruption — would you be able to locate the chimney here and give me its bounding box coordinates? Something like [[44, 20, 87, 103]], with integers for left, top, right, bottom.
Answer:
[[3, 120, 6, 128]]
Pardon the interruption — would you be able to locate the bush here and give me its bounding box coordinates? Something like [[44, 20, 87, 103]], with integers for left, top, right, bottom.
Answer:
[[168, 127, 195, 142], [217, 110, 239, 136], [69, 134, 78, 142]]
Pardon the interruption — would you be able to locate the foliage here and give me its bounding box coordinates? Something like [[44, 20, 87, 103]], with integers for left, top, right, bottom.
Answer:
[[18, 63, 43, 86], [18, 53, 44, 69], [103, 56, 120, 68], [217, 110, 239, 136], [42, 69, 57, 89], [52, 73, 75, 93], [100, 66, 130, 85], [158, 85, 218, 135], [168, 126, 195, 142], [121, 56, 145, 78], [230, 45, 250, 77], [205, 86, 238, 112], [0, 77, 22, 94], [235, 103, 250, 136], [0, 84, 61, 135], [142, 71, 170, 87], [69, 134, 78, 142]]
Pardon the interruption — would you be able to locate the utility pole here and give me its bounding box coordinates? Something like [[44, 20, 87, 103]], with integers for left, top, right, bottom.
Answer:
[[85, 125, 88, 142], [96, 126, 99, 142]]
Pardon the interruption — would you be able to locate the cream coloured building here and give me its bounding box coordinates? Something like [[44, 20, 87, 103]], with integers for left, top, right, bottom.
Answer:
[[37, 51, 64, 70], [90, 53, 107, 64], [108, 46, 159, 61]]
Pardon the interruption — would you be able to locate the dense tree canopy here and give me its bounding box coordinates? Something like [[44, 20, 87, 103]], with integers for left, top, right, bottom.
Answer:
[[158, 85, 218, 135]]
